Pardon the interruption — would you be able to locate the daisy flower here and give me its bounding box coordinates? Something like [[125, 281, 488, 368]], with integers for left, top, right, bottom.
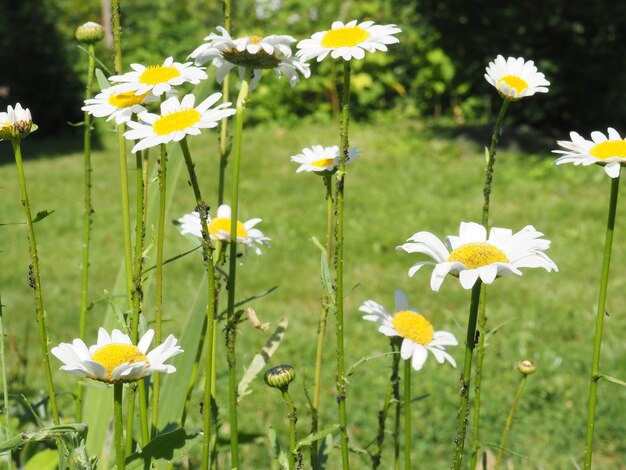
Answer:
[[553, 127, 626, 178], [397, 222, 558, 291], [360, 289, 457, 371], [82, 85, 158, 125], [177, 204, 270, 255], [484, 55, 550, 101], [189, 27, 310, 88], [296, 20, 401, 62], [51, 328, 183, 383], [109, 56, 207, 96], [124, 93, 235, 153], [290, 145, 360, 174], [0, 103, 35, 140]]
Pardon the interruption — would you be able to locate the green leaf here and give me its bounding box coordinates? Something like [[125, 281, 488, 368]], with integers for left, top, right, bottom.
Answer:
[[600, 374, 626, 387], [122, 428, 200, 469], [311, 237, 334, 305], [104, 290, 130, 336], [32, 210, 55, 223], [237, 317, 288, 402], [24, 449, 58, 470], [268, 426, 289, 470], [94, 68, 111, 91], [346, 352, 398, 377], [295, 423, 340, 451], [316, 433, 333, 470], [0, 424, 88, 453]]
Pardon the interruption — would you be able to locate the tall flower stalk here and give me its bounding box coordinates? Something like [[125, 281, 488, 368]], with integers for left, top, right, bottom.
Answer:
[[75, 22, 102, 422], [226, 71, 250, 468], [403, 359, 412, 470], [470, 98, 509, 468], [452, 281, 482, 469], [114, 382, 126, 470], [3, 127, 59, 424], [335, 61, 352, 469], [311, 172, 334, 466], [178, 137, 219, 469], [217, 0, 231, 206], [584, 175, 620, 469]]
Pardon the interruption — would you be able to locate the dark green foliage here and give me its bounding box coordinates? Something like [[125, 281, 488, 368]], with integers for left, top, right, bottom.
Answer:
[[0, 0, 83, 136], [417, 0, 626, 133]]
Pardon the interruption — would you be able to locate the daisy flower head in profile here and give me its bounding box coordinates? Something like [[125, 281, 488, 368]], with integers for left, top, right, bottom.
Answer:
[[177, 204, 270, 255], [397, 222, 558, 292], [553, 127, 626, 178], [189, 27, 310, 89], [360, 289, 457, 371], [109, 56, 207, 96], [484, 55, 550, 101], [82, 85, 158, 125], [0, 103, 35, 141], [51, 328, 183, 384], [124, 93, 235, 153], [290, 144, 360, 174], [296, 20, 401, 62]]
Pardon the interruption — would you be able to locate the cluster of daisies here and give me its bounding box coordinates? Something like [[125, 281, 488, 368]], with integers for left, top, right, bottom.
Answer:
[[15, 19, 622, 382]]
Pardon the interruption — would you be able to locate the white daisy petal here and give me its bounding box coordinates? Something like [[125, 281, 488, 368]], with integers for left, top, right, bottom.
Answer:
[[51, 328, 183, 384], [297, 20, 401, 62], [290, 145, 359, 174], [400, 222, 556, 291], [553, 127, 626, 177], [484, 55, 549, 100]]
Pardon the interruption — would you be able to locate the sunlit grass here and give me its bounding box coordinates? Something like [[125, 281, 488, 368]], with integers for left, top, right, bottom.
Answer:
[[1, 119, 625, 467]]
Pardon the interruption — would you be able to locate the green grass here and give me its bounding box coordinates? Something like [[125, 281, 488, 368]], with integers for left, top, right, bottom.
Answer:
[[1, 118, 626, 468]]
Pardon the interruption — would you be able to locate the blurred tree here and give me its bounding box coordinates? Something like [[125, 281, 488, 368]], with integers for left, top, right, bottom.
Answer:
[[0, 0, 83, 136]]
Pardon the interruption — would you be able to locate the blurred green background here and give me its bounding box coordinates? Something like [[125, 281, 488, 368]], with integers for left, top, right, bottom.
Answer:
[[1, 0, 625, 136]]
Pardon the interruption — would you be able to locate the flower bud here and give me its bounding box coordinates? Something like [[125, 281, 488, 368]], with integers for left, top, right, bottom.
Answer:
[[516, 359, 537, 376], [75, 22, 104, 45], [264, 364, 296, 390]]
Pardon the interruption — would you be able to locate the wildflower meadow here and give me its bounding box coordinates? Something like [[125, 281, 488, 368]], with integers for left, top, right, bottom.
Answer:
[[1, 1, 626, 469]]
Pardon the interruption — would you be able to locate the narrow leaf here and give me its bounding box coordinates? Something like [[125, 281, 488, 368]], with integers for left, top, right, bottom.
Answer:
[[94, 68, 111, 91], [600, 374, 626, 387], [237, 317, 288, 402], [268, 427, 289, 470], [346, 352, 398, 377], [32, 210, 55, 224], [316, 433, 333, 470], [123, 428, 200, 469], [295, 424, 340, 451]]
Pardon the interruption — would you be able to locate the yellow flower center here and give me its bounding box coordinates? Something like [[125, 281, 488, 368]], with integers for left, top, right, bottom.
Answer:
[[496, 75, 528, 94], [153, 109, 201, 135], [108, 91, 149, 108], [248, 35, 263, 45], [312, 157, 335, 168], [391, 311, 434, 345], [139, 65, 181, 85], [91, 344, 149, 381], [321, 26, 370, 48], [447, 242, 509, 269], [208, 217, 248, 240], [589, 140, 626, 160]]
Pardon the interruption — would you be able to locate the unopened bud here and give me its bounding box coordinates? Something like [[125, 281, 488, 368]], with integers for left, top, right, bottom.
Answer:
[[75, 22, 104, 45], [264, 364, 296, 390], [516, 360, 537, 376]]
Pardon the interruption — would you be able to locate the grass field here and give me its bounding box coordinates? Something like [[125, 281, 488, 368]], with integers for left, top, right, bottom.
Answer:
[[1, 118, 625, 468]]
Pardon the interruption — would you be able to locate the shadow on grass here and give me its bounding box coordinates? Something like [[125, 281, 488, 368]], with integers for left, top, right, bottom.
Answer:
[[428, 121, 558, 155], [0, 126, 104, 165]]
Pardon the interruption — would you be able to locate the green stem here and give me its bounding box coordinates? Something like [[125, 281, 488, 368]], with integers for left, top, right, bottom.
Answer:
[[494, 375, 528, 470], [216, 0, 231, 206], [403, 359, 411, 470], [151, 132, 169, 439], [226, 71, 250, 469], [452, 281, 482, 469], [114, 382, 125, 470], [311, 173, 334, 468], [469, 98, 509, 467], [111, 0, 133, 315], [335, 60, 352, 470], [371, 342, 400, 470], [179, 137, 218, 470], [393, 352, 401, 470], [480, 99, 509, 229], [282, 389, 301, 470], [469, 286, 487, 469], [10, 139, 59, 425], [584, 174, 620, 469], [0, 293, 12, 470], [77, 42, 96, 423]]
